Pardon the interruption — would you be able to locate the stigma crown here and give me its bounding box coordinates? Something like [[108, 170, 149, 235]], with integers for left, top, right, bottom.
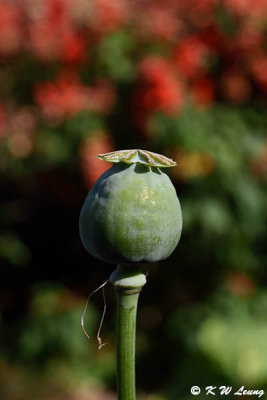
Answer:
[[98, 149, 177, 168]]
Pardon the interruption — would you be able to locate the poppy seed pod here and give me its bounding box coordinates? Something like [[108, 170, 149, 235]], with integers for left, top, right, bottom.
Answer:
[[79, 149, 182, 264]]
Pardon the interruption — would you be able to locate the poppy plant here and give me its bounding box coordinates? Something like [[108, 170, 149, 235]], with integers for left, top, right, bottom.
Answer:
[[79, 149, 182, 400]]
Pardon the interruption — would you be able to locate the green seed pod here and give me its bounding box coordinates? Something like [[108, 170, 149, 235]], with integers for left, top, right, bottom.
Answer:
[[79, 149, 182, 264]]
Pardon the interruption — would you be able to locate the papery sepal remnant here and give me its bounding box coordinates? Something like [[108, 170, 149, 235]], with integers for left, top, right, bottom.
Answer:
[[98, 149, 177, 168]]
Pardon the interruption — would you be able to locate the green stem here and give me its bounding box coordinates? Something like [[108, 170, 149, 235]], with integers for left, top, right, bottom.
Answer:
[[110, 265, 146, 400], [115, 288, 139, 400]]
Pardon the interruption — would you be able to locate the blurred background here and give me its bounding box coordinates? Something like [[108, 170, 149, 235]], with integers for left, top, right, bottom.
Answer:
[[0, 0, 266, 399]]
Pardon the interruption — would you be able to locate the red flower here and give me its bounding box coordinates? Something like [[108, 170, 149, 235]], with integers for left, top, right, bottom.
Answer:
[[190, 0, 218, 13], [134, 6, 180, 42], [133, 56, 184, 130], [89, 0, 126, 35], [224, 0, 267, 18], [35, 73, 87, 120], [141, 80, 183, 114], [28, 0, 87, 64], [35, 73, 115, 121], [191, 77, 215, 107], [234, 27, 264, 55], [29, 0, 68, 61], [86, 80, 115, 114], [173, 35, 208, 79], [138, 56, 184, 113], [61, 30, 87, 65], [186, 0, 218, 26], [0, 3, 22, 56], [250, 56, 267, 92], [138, 56, 178, 84], [221, 69, 252, 103], [80, 132, 114, 188], [31, 25, 87, 64], [200, 25, 224, 52]]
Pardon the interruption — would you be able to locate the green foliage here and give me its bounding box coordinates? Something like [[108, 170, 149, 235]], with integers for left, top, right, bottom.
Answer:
[[0, 233, 31, 266], [17, 284, 115, 384], [167, 291, 267, 398], [96, 31, 136, 83]]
